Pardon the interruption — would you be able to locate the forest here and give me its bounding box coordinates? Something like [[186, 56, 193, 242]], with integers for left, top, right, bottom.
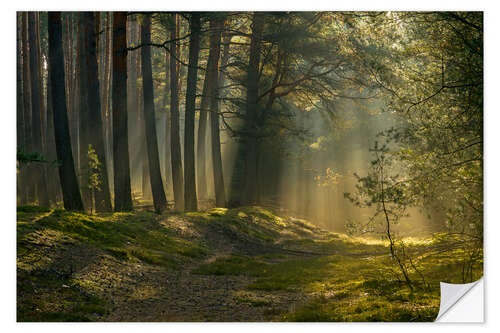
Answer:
[[16, 11, 483, 322]]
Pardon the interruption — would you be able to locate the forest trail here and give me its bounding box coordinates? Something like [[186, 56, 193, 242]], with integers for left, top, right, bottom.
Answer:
[[17, 205, 474, 322], [100, 212, 322, 321]]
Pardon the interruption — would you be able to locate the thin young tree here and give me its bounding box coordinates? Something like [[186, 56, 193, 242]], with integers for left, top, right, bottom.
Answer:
[[48, 11, 84, 211], [140, 14, 168, 213], [112, 12, 133, 211], [170, 14, 184, 211]]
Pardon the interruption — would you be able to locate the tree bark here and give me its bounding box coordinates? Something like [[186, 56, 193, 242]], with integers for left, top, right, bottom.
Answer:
[[207, 17, 226, 207], [69, 14, 80, 172], [17, 12, 25, 205], [163, 49, 172, 198], [28, 12, 50, 207], [127, 18, 140, 196], [196, 61, 210, 201], [183, 13, 201, 212], [170, 14, 184, 211], [140, 14, 168, 213], [48, 12, 84, 211], [77, 13, 91, 208], [46, 47, 62, 205], [244, 12, 264, 205], [112, 12, 133, 211], [21, 13, 35, 204], [83, 12, 113, 211]]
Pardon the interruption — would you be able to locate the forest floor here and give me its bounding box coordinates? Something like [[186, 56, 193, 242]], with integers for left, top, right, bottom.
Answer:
[[16, 205, 482, 322]]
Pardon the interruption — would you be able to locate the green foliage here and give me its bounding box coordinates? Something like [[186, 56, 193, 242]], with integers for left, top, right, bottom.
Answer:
[[84, 144, 102, 213], [17, 148, 48, 165]]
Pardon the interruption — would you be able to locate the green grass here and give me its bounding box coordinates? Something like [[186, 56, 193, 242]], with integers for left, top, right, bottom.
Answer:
[[17, 208, 208, 269], [17, 205, 483, 322], [17, 269, 108, 322], [193, 255, 269, 276]]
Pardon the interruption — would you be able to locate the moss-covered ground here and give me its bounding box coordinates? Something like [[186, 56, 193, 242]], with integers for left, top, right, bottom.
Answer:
[[16, 205, 482, 322]]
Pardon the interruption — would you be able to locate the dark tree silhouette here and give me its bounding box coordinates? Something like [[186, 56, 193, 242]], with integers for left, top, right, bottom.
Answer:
[[244, 12, 264, 205], [140, 14, 168, 213], [48, 11, 84, 211], [112, 12, 133, 211], [184, 13, 202, 212], [83, 12, 113, 212]]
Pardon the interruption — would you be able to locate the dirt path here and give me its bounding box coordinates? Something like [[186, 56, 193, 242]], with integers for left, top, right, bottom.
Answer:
[[90, 250, 310, 321]]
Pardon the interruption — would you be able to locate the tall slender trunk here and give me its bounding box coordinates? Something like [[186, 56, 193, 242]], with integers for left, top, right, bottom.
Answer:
[[244, 12, 264, 205], [69, 14, 80, 172], [103, 12, 113, 192], [183, 13, 201, 212], [140, 14, 167, 213], [28, 12, 49, 207], [21, 13, 34, 204], [210, 20, 228, 207], [84, 12, 113, 211], [48, 12, 84, 211], [137, 41, 152, 201], [163, 50, 172, 197], [77, 13, 92, 209], [170, 14, 184, 211], [17, 12, 25, 205], [196, 62, 210, 200], [112, 12, 133, 211], [127, 18, 140, 196], [46, 49, 62, 205]]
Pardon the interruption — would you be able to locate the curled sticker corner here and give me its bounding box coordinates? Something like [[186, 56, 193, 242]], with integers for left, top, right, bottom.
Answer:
[[435, 277, 483, 322]]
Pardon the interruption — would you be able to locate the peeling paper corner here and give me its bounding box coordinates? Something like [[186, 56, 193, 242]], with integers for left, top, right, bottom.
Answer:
[[435, 278, 484, 322]]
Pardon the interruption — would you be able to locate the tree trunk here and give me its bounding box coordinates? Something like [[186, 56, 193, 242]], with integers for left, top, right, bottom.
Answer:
[[46, 49, 62, 206], [183, 13, 201, 212], [170, 14, 184, 211], [83, 12, 113, 212], [244, 12, 264, 205], [140, 14, 167, 213], [207, 17, 226, 207], [69, 14, 80, 172], [163, 50, 172, 198], [21, 13, 34, 204], [48, 12, 84, 211], [77, 13, 91, 208], [112, 12, 133, 211], [103, 12, 113, 192], [127, 18, 140, 196], [17, 12, 25, 205], [196, 62, 210, 201], [28, 12, 50, 207]]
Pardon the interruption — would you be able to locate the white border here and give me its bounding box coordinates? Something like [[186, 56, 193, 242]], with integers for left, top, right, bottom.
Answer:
[[1, 1, 498, 332]]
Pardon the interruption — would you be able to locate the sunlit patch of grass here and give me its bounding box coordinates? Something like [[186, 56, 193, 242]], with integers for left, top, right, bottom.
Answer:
[[18, 208, 208, 268], [193, 255, 268, 276], [283, 293, 438, 322], [234, 292, 272, 307]]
